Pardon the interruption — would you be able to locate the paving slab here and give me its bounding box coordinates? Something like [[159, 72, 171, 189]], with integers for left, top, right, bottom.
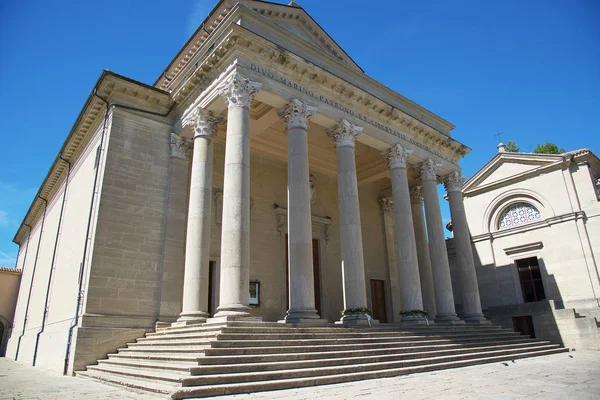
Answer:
[[1, 351, 599, 399]]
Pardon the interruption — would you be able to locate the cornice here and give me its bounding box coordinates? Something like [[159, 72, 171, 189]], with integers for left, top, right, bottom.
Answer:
[[471, 211, 586, 242], [13, 71, 173, 245], [0, 266, 22, 275]]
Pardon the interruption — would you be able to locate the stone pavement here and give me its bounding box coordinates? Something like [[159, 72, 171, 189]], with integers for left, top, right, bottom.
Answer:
[[1, 351, 599, 399]]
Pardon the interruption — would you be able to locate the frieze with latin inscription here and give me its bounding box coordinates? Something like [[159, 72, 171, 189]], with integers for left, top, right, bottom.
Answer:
[[249, 63, 456, 164]]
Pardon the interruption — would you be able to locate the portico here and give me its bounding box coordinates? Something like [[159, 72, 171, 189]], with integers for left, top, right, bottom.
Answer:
[[174, 55, 484, 324]]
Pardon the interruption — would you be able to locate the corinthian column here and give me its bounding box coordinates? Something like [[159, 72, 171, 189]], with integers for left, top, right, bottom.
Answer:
[[420, 159, 460, 323], [178, 108, 222, 324], [327, 119, 368, 323], [385, 144, 424, 321], [214, 72, 261, 318], [410, 186, 437, 320], [445, 171, 487, 323], [278, 99, 321, 323]]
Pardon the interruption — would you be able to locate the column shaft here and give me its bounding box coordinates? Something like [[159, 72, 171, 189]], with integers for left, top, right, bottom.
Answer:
[[410, 186, 437, 319], [328, 120, 368, 320], [215, 73, 261, 317], [178, 109, 221, 324], [279, 99, 320, 322], [420, 159, 460, 322], [386, 145, 424, 321], [446, 171, 486, 322], [380, 199, 402, 322]]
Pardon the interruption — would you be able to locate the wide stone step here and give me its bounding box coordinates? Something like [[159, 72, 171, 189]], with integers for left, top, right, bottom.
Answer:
[[204, 335, 533, 355], [77, 369, 175, 394], [107, 352, 202, 365], [130, 331, 519, 348], [119, 345, 209, 353], [171, 349, 569, 399], [208, 332, 522, 347], [142, 326, 508, 343], [139, 331, 220, 342], [197, 338, 540, 365], [213, 329, 516, 340], [86, 363, 186, 386], [190, 342, 556, 374], [182, 345, 564, 387], [98, 358, 193, 372]]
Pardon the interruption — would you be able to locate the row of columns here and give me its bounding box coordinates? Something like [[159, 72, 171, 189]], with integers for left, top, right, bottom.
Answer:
[[382, 161, 486, 323], [176, 69, 485, 325]]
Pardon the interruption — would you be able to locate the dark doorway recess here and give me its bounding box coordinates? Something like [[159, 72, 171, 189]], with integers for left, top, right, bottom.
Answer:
[[370, 279, 388, 323], [513, 315, 536, 338]]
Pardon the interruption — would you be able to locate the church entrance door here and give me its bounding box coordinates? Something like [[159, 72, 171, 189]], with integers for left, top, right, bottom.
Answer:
[[370, 279, 388, 323]]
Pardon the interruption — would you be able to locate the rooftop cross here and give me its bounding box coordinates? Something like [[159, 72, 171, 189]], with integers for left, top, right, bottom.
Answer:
[[493, 130, 504, 143]]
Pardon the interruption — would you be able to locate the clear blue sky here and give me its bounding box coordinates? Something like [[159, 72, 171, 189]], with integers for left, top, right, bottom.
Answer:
[[0, 0, 598, 267]]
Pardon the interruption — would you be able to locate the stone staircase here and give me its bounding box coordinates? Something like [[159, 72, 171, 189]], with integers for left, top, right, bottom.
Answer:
[[77, 321, 568, 399]]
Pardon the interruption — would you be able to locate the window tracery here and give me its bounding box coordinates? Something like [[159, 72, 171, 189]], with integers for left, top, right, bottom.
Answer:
[[498, 202, 541, 229]]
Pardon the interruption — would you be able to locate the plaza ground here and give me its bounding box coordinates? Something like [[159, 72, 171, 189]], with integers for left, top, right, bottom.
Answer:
[[1, 351, 599, 399]]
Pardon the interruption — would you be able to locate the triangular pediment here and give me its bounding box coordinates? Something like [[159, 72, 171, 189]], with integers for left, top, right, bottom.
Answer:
[[240, 0, 363, 71], [463, 152, 564, 193]]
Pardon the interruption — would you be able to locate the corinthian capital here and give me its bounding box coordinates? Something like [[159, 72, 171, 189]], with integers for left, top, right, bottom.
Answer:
[[419, 159, 441, 182], [170, 133, 190, 160], [326, 119, 363, 148], [183, 107, 223, 139], [278, 99, 317, 130], [385, 144, 413, 169], [409, 185, 423, 204], [217, 71, 262, 109], [444, 170, 466, 192], [379, 197, 394, 213]]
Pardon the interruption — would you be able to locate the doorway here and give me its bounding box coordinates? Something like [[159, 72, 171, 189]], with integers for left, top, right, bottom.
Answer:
[[285, 235, 321, 315], [370, 279, 388, 323], [208, 260, 217, 317], [512, 315, 536, 338]]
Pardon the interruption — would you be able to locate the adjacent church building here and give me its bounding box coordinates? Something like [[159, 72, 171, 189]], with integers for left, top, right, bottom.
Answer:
[[448, 144, 600, 349]]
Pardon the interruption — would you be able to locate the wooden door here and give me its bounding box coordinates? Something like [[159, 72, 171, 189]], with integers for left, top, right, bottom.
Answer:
[[370, 279, 387, 323], [285, 235, 321, 315]]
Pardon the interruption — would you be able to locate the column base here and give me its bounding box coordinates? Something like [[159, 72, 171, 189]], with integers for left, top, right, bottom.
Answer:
[[214, 304, 251, 318], [282, 308, 322, 324], [463, 313, 491, 324], [173, 311, 210, 327], [400, 315, 430, 324], [206, 315, 263, 324], [278, 318, 330, 325], [435, 313, 464, 324], [335, 314, 379, 326]]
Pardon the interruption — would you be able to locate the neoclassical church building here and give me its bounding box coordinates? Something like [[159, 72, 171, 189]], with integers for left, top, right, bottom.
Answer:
[[6, 1, 566, 395]]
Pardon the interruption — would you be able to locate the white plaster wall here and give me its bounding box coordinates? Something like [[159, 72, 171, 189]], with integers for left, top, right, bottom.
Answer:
[[34, 131, 103, 372], [5, 222, 41, 359], [12, 187, 65, 365]]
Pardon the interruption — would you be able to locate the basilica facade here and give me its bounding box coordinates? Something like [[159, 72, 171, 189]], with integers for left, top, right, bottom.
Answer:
[[6, 0, 483, 374]]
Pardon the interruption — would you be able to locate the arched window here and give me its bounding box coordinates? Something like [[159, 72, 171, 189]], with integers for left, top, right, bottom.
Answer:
[[498, 202, 541, 229]]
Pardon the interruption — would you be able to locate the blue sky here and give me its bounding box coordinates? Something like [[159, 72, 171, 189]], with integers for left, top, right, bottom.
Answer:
[[0, 0, 598, 267]]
